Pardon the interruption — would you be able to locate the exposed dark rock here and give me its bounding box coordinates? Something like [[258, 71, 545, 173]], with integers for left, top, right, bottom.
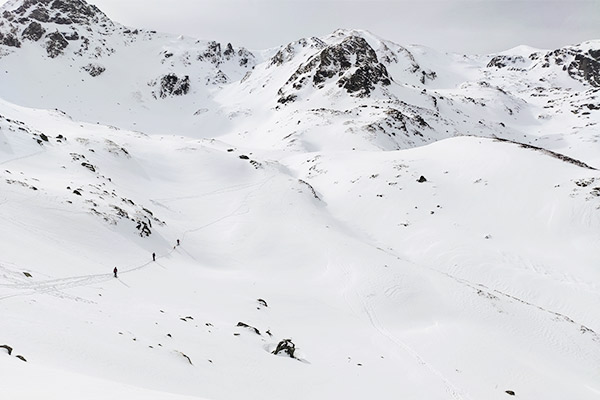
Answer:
[[568, 49, 600, 87], [505, 390, 515, 396], [52, 14, 73, 25], [237, 48, 254, 67], [270, 37, 326, 66], [45, 31, 68, 58], [111, 205, 128, 219], [494, 137, 597, 170], [223, 42, 234, 58], [0, 345, 13, 355], [51, 0, 103, 23], [236, 322, 261, 335], [153, 73, 190, 98], [298, 179, 320, 199], [207, 70, 228, 85], [417, 176, 427, 183], [82, 63, 105, 77], [136, 219, 152, 237], [179, 351, 193, 365], [29, 7, 50, 23], [198, 41, 221, 64], [197, 41, 254, 68], [279, 35, 391, 101], [238, 154, 249, 160], [23, 272, 32, 278], [63, 31, 79, 40], [15, 355, 27, 362], [277, 94, 297, 104], [574, 178, 595, 187], [257, 298, 268, 308], [12, 0, 108, 26], [249, 159, 262, 169], [22, 21, 45, 41], [272, 339, 296, 358], [81, 162, 95, 172], [420, 70, 437, 84], [0, 32, 21, 48], [487, 55, 526, 69]]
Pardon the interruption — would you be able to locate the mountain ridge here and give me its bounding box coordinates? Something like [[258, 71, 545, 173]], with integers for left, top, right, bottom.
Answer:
[[0, 1, 597, 164], [0, 0, 597, 155]]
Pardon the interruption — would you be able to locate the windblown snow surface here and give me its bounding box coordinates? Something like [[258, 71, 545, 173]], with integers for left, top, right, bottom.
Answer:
[[0, 1, 599, 399]]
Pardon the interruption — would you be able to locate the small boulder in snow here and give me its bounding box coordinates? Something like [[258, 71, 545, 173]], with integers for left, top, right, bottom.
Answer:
[[272, 339, 296, 358], [0, 345, 13, 355]]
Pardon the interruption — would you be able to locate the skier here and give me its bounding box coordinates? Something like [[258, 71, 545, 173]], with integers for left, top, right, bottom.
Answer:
[[152, 252, 156, 262], [176, 239, 180, 246], [113, 267, 118, 278]]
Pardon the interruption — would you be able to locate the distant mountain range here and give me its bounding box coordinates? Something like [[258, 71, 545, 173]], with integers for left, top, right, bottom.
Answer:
[[0, 0, 597, 164]]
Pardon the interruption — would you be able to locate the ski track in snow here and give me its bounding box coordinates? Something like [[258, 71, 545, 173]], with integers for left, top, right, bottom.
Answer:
[[337, 260, 469, 400], [0, 175, 274, 303], [180, 175, 275, 237], [374, 245, 600, 344], [0, 150, 45, 166]]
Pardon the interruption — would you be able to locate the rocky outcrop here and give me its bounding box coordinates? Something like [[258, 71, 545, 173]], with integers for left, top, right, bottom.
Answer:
[[12, 0, 110, 26], [533, 44, 600, 87], [272, 339, 296, 358], [21, 21, 44, 41], [0, 0, 115, 56], [198, 41, 222, 65], [197, 40, 255, 68], [0, 344, 13, 355], [206, 70, 228, 85], [136, 218, 152, 237], [0, 31, 21, 47], [270, 37, 326, 66], [487, 55, 526, 69], [278, 36, 391, 102], [82, 62, 105, 76], [568, 49, 600, 87], [45, 30, 68, 57], [236, 322, 261, 335], [151, 73, 190, 98], [29, 5, 50, 22]]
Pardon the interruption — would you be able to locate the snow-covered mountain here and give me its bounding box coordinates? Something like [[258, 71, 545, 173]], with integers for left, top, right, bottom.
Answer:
[[0, 0, 598, 162], [0, 1, 599, 399]]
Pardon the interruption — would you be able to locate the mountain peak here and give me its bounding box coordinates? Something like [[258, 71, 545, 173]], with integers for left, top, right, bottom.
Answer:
[[277, 34, 391, 103], [1, 0, 110, 26], [0, 0, 115, 57]]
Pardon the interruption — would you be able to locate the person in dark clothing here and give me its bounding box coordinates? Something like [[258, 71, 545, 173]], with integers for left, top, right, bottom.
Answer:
[[113, 267, 118, 278], [152, 252, 156, 261], [176, 239, 180, 246]]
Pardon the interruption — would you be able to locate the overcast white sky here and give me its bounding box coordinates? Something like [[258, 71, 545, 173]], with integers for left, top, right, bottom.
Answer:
[[3, 0, 600, 53]]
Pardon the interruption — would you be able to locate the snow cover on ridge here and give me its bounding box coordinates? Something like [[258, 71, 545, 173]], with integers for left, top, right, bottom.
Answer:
[[0, 1, 598, 163], [0, 1, 599, 399]]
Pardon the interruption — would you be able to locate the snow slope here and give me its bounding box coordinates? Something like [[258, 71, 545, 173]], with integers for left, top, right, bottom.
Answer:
[[0, 1, 599, 399]]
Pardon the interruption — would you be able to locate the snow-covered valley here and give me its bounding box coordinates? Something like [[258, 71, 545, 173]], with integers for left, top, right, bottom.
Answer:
[[0, 0, 599, 399]]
